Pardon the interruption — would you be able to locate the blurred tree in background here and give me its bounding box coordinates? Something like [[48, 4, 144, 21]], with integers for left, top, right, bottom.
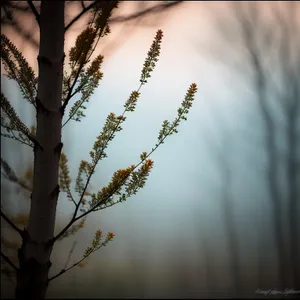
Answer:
[[204, 0, 300, 292]]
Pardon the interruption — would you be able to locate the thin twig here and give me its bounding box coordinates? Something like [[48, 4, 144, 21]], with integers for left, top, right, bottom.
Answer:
[[66, 190, 77, 207], [63, 241, 77, 270], [48, 239, 110, 282], [64, 1, 183, 32], [0, 210, 23, 238], [27, 1, 40, 26], [0, 251, 18, 271], [109, 1, 183, 23], [65, 2, 98, 32]]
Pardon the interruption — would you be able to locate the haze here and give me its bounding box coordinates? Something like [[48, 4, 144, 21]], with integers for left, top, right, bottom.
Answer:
[[1, 1, 299, 298]]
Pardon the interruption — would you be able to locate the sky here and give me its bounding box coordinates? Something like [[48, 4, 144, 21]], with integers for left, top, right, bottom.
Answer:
[[1, 1, 299, 298]]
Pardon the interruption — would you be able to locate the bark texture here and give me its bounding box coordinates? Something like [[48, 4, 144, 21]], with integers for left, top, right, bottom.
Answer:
[[15, 1, 65, 299]]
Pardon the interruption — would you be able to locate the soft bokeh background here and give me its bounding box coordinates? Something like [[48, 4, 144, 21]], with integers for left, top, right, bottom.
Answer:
[[1, 1, 299, 298]]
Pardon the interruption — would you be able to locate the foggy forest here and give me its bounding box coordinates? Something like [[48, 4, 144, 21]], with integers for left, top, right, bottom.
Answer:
[[1, 1, 299, 298]]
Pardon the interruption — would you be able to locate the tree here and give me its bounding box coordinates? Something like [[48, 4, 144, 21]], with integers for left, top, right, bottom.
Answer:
[[196, 1, 299, 293], [1, 1, 197, 298], [230, 2, 300, 288], [208, 1, 300, 289]]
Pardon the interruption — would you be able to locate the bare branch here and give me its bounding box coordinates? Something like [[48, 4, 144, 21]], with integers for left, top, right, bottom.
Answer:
[[1, 210, 23, 238], [48, 238, 111, 282], [64, 1, 183, 32], [65, 1, 98, 32], [63, 241, 77, 270], [0, 251, 18, 272], [109, 1, 183, 24], [27, 1, 40, 26]]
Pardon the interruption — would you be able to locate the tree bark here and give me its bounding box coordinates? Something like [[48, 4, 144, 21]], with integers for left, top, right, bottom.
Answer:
[[15, 1, 65, 299]]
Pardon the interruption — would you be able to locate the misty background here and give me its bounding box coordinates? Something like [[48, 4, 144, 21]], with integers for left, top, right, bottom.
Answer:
[[1, 1, 299, 298]]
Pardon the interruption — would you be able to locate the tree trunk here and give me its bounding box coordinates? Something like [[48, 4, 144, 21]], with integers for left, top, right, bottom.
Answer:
[[15, 1, 65, 299]]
